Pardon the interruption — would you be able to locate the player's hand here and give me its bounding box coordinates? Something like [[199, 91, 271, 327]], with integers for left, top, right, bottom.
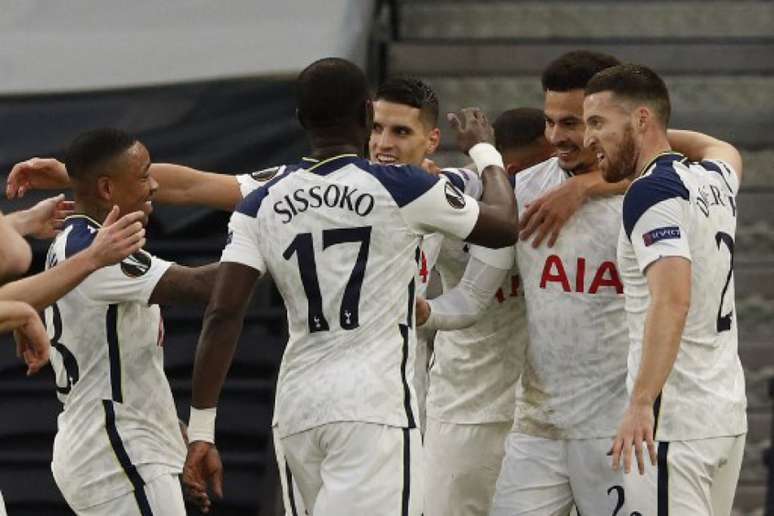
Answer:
[[183, 441, 223, 513], [610, 402, 657, 475], [519, 176, 589, 248], [448, 108, 495, 155], [420, 158, 442, 176], [14, 309, 50, 376], [6, 157, 70, 199], [415, 297, 430, 326], [86, 207, 146, 269], [15, 194, 75, 239]]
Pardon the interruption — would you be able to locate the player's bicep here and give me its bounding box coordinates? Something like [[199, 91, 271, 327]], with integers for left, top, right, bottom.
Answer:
[[644, 256, 691, 307]]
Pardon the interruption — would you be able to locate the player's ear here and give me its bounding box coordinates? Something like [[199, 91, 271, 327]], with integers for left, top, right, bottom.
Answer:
[[426, 127, 441, 155], [95, 176, 113, 202], [636, 106, 650, 132]]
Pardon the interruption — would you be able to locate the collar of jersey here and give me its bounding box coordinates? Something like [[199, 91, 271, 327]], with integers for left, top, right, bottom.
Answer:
[[64, 213, 102, 229], [301, 154, 360, 176], [639, 151, 687, 176]]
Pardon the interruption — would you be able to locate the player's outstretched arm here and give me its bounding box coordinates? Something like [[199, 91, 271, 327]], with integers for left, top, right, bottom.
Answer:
[[0, 300, 50, 375], [611, 257, 690, 476], [520, 171, 628, 248], [5, 194, 75, 239], [448, 108, 518, 248], [148, 262, 219, 306], [0, 207, 146, 310], [667, 129, 743, 181], [7, 157, 242, 210], [418, 245, 512, 329], [149, 163, 242, 210], [0, 212, 32, 282], [183, 262, 260, 510]]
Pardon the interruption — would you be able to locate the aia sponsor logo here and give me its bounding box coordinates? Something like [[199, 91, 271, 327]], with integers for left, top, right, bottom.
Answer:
[[539, 255, 622, 294]]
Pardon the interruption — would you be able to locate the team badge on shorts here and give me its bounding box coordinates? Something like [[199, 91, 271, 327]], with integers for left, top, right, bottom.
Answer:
[[120, 250, 152, 277], [445, 182, 466, 209]]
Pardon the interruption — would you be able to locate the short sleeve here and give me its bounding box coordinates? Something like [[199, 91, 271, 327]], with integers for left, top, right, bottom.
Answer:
[[400, 177, 480, 241], [79, 251, 173, 304], [700, 159, 740, 197], [236, 166, 285, 199], [440, 167, 483, 200], [220, 211, 266, 273], [627, 196, 691, 274]]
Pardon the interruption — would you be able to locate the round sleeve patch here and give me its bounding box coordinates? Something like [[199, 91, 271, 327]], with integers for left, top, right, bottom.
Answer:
[[120, 250, 152, 277]]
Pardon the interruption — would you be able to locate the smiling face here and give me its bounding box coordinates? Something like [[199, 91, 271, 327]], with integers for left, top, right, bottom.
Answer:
[[104, 142, 158, 226], [369, 100, 440, 167], [583, 91, 640, 183], [543, 89, 597, 173]]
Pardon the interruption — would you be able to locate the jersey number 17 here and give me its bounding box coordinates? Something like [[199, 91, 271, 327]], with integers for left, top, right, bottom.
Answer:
[[283, 226, 372, 333]]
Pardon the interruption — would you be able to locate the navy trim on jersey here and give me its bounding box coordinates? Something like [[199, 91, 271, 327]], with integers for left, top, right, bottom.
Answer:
[[366, 162, 439, 208], [106, 304, 123, 403], [700, 160, 735, 194], [440, 169, 466, 192], [657, 442, 670, 516], [653, 393, 662, 437], [64, 215, 100, 258], [398, 324, 417, 429], [401, 428, 411, 516], [304, 154, 360, 176], [284, 461, 299, 516], [103, 400, 153, 516], [236, 164, 302, 218], [406, 278, 415, 329], [623, 155, 689, 240]]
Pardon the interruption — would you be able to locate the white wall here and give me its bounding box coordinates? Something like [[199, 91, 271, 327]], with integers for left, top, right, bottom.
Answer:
[[0, 0, 375, 94]]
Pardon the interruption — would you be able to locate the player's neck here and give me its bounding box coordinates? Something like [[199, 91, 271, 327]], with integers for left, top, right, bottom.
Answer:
[[307, 130, 365, 161], [308, 144, 362, 161], [73, 201, 110, 227], [634, 131, 672, 178]]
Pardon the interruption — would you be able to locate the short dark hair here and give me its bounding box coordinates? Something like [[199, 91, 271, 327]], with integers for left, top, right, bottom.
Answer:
[[375, 77, 440, 128], [296, 57, 370, 129], [585, 63, 671, 126], [65, 128, 138, 181], [493, 108, 546, 152], [541, 50, 621, 92]]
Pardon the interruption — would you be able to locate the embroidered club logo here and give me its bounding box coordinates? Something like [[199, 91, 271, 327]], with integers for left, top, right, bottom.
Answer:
[[444, 182, 466, 209], [643, 226, 681, 247], [120, 250, 152, 277]]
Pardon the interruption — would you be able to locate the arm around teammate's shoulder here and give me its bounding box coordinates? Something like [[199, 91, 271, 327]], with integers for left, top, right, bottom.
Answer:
[[667, 129, 743, 182]]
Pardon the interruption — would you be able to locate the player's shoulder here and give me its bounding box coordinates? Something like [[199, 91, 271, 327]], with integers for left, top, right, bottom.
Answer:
[[61, 215, 99, 258], [362, 160, 439, 208], [236, 162, 304, 218], [687, 158, 740, 197], [514, 157, 560, 198], [623, 153, 690, 238], [439, 167, 476, 190]]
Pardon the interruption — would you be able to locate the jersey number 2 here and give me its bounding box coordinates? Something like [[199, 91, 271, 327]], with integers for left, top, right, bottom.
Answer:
[[715, 231, 735, 333], [283, 226, 372, 333]]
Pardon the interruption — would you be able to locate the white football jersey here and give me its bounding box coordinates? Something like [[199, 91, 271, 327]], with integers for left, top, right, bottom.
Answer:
[[425, 168, 527, 424], [237, 165, 292, 198], [45, 215, 184, 510], [514, 158, 628, 439], [618, 153, 747, 441], [222, 154, 480, 438]]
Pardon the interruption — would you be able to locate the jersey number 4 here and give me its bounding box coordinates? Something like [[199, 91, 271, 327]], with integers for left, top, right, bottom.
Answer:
[[283, 226, 372, 333]]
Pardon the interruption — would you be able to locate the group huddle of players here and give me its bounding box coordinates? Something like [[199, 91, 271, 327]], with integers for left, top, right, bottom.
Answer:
[[3, 49, 746, 516]]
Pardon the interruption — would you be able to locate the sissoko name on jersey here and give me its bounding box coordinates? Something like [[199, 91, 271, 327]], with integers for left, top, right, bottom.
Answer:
[[273, 182, 376, 223]]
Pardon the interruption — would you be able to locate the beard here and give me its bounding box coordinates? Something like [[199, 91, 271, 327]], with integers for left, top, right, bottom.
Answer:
[[603, 124, 639, 182]]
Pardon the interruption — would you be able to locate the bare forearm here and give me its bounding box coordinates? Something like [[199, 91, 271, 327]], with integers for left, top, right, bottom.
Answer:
[[0, 300, 37, 333], [480, 165, 517, 221], [630, 298, 688, 406], [577, 171, 628, 197], [150, 164, 241, 211], [667, 130, 742, 177], [0, 251, 98, 311], [191, 307, 245, 408]]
